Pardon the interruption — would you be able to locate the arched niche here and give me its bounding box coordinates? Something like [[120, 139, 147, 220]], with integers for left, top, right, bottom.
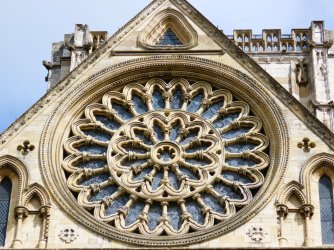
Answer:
[[20, 183, 51, 249], [137, 9, 198, 50], [0, 155, 28, 248], [299, 153, 334, 246], [276, 181, 307, 247]]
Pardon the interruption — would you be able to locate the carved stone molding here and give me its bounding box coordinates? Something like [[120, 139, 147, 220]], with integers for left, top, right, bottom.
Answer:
[[138, 9, 198, 50], [300, 153, 334, 203], [40, 58, 288, 246], [0, 155, 28, 203], [277, 180, 306, 206]]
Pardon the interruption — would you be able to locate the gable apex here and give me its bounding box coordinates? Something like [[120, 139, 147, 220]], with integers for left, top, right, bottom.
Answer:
[[137, 8, 198, 50]]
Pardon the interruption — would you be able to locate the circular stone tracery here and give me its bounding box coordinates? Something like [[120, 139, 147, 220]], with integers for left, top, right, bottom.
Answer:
[[108, 111, 224, 201], [63, 78, 270, 236]]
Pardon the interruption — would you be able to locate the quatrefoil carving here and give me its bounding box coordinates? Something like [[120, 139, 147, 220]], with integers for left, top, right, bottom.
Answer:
[[17, 140, 35, 155], [297, 138, 316, 152]]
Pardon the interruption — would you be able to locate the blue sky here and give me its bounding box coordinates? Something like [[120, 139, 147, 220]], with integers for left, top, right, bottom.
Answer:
[[0, 0, 333, 132]]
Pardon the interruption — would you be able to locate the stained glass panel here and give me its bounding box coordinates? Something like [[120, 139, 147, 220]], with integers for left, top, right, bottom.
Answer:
[[319, 176, 334, 244], [0, 178, 11, 246], [156, 28, 183, 46]]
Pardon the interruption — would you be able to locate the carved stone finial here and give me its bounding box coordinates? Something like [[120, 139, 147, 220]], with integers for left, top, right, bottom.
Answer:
[[299, 204, 314, 218], [297, 138, 316, 152], [39, 205, 51, 218], [14, 206, 28, 219], [276, 204, 289, 218], [17, 140, 35, 155]]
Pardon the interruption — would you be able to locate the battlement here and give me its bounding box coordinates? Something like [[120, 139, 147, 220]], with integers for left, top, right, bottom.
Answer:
[[227, 28, 310, 53]]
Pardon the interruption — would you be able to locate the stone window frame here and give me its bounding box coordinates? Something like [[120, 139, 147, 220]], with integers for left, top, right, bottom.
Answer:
[[0, 156, 28, 248], [137, 9, 198, 50], [300, 153, 334, 246], [40, 56, 289, 247]]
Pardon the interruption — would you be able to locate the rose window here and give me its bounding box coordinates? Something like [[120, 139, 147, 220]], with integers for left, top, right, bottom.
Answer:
[[63, 78, 269, 236]]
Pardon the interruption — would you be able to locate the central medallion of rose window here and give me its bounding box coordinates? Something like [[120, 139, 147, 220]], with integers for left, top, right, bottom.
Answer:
[[63, 78, 269, 236], [109, 110, 224, 202]]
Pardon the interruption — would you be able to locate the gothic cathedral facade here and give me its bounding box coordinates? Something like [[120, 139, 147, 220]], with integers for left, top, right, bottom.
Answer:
[[1, 0, 334, 249]]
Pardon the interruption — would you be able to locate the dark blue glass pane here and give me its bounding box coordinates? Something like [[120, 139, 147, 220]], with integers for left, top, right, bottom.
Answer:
[[156, 28, 183, 46], [180, 129, 199, 145], [213, 183, 243, 200], [185, 200, 204, 224], [187, 93, 204, 113], [112, 103, 133, 121], [134, 130, 153, 145], [152, 90, 165, 110], [148, 203, 162, 230], [201, 193, 225, 214], [122, 159, 147, 168], [78, 160, 106, 169], [185, 158, 209, 167], [168, 203, 182, 230], [133, 167, 153, 181], [222, 172, 253, 184], [170, 122, 181, 141], [213, 113, 239, 129], [0, 178, 11, 200], [0, 222, 6, 247], [160, 150, 173, 162], [83, 130, 111, 142], [319, 176, 334, 244], [125, 201, 145, 226], [152, 171, 164, 191], [90, 185, 118, 202], [77, 145, 107, 154], [225, 158, 257, 167], [169, 172, 180, 190], [320, 176, 333, 199], [179, 167, 199, 180], [225, 143, 257, 153], [153, 124, 164, 141], [0, 178, 11, 246], [171, 89, 183, 109], [80, 174, 109, 186], [202, 101, 225, 120], [222, 127, 250, 140], [0, 202, 9, 225], [185, 142, 211, 153], [95, 115, 121, 130], [132, 94, 148, 114]]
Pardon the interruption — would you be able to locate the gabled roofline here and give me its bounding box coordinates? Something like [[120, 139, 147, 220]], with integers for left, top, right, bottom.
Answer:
[[1, 0, 334, 151]]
